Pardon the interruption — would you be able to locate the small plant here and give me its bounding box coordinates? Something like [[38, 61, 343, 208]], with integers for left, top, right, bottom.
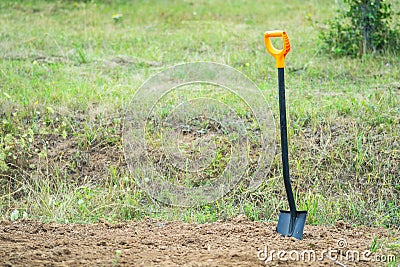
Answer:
[[10, 209, 19, 221], [0, 149, 7, 172], [112, 249, 122, 266], [370, 236, 381, 252], [319, 0, 400, 56], [112, 13, 123, 23], [9, 209, 28, 221]]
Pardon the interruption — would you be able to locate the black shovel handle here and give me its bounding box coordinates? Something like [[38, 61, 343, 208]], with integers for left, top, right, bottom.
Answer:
[[278, 68, 297, 216]]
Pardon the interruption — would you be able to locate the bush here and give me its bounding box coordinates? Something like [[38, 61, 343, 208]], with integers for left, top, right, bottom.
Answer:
[[319, 0, 400, 56]]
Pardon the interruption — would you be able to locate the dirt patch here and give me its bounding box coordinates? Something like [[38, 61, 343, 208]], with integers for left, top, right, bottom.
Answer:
[[0, 216, 398, 266]]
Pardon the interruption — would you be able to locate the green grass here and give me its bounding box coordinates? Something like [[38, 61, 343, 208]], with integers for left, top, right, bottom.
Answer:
[[0, 0, 399, 241]]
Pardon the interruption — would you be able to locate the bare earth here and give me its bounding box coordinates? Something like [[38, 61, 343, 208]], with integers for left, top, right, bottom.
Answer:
[[0, 216, 398, 267]]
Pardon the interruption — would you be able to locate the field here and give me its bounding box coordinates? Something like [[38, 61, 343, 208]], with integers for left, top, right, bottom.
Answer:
[[0, 0, 399, 266]]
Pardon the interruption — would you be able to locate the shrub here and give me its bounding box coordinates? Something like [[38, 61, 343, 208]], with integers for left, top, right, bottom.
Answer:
[[319, 0, 400, 56]]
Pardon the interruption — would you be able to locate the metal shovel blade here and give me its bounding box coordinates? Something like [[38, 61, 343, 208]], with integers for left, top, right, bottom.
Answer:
[[276, 210, 307, 240]]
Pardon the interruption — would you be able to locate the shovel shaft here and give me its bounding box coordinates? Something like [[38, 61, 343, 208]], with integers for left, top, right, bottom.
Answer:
[[278, 68, 297, 215]]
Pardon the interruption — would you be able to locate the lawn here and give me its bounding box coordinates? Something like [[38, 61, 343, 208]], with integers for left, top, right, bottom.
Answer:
[[0, 0, 399, 242]]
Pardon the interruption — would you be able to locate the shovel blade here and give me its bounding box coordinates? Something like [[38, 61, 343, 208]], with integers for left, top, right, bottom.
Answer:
[[276, 210, 307, 240]]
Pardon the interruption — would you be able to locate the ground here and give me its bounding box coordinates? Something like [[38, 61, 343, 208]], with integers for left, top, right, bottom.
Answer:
[[1, 216, 398, 266], [1, 1, 400, 266]]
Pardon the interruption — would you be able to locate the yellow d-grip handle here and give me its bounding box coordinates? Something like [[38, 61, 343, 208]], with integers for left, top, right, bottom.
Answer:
[[264, 30, 290, 68]]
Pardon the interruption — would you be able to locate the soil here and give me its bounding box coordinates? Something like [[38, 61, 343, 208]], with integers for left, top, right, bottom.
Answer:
[[0, 216, 398, 267]]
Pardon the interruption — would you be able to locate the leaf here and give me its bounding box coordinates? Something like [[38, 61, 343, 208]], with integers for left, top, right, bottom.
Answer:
[[10, 209, 19, 221], [46, 106, 55, 114], [3, 92, 11, 99]]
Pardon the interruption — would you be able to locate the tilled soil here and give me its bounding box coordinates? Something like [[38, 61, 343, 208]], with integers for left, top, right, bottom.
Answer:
[[0, 216, 398, 267]]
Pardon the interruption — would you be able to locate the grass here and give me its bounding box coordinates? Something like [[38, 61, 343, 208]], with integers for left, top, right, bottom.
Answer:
[[0, 0, 399, 244]]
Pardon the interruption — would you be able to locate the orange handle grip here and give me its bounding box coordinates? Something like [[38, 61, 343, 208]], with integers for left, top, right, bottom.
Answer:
[[264, 30, 290, 68]]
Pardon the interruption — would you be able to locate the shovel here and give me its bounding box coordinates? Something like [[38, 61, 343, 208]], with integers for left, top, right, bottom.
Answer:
[[264, 30, 307, 240]]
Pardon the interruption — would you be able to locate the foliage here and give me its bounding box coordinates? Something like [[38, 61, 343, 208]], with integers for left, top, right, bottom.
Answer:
[[319, 0, 400, 56]]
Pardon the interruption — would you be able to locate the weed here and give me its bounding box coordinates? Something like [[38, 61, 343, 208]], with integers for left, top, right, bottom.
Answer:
[[112, 249, 122, 267]]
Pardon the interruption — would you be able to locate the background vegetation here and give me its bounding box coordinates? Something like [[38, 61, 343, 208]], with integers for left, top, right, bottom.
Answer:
[[0, 0, 399, 234], [320, 0, 400, 56]]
